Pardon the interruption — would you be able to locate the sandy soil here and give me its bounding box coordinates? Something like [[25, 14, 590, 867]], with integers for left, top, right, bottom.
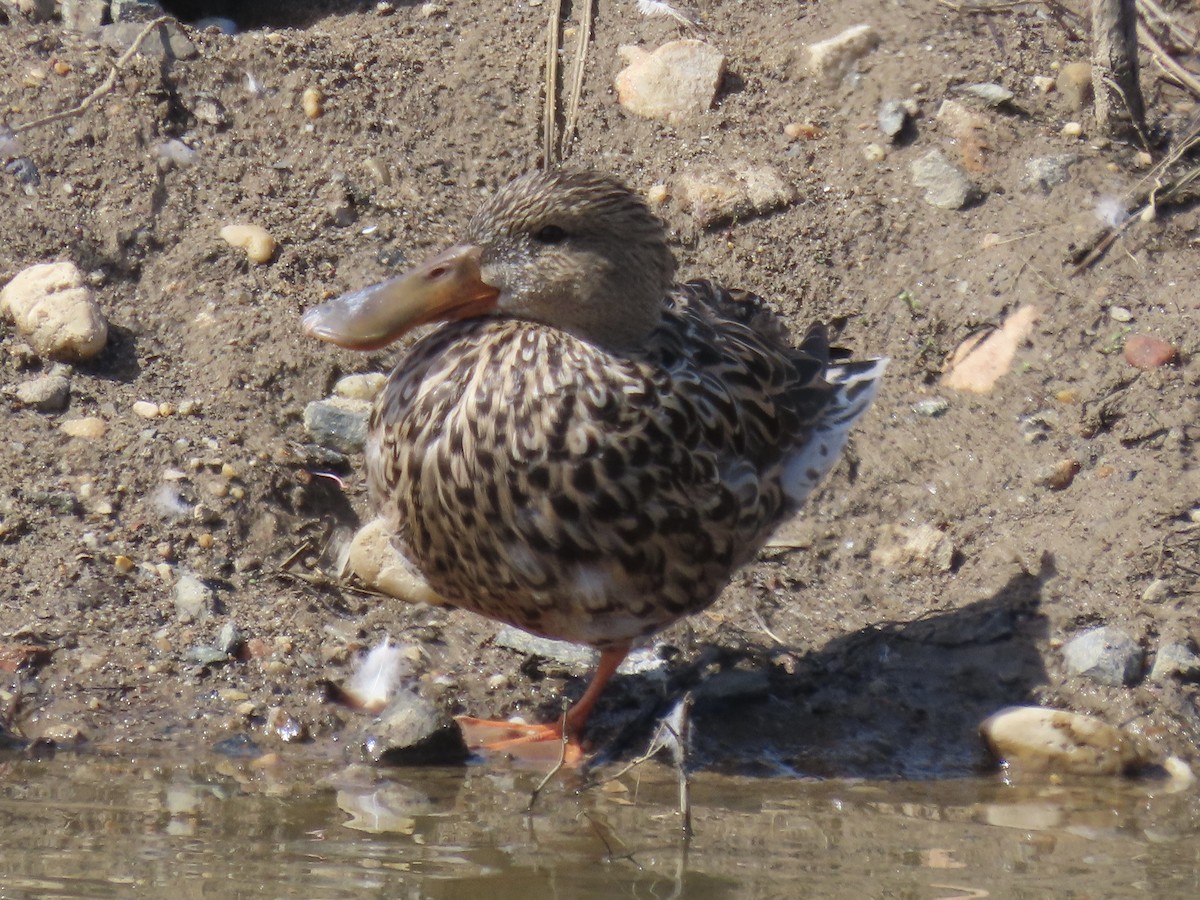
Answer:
[[1, 0, 1197, 775]]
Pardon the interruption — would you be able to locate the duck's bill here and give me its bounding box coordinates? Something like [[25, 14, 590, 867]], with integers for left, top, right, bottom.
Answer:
[[301, 244, 500, 351]]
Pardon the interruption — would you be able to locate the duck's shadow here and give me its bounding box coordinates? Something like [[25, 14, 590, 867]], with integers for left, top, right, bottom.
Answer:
[[581, 556, 1053, 779]]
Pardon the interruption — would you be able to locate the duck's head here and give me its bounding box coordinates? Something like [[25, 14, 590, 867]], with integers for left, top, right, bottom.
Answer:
[[302, 169, 676, 352]]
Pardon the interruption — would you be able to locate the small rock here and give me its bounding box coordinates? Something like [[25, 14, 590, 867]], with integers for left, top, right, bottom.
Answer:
[[61, 0, 106, 30], [354, 692, 469, 766], [1056, 62, 1093, 111], [1, 261, 108, 361], [155, 139, 199, 170], [1149, 643, 1200, 682], [217, 621, 243, 655], [174, 573, 214, 623], [910, 148, 977, 210], [14, 373, 70, 412], [980, 706, 1148, 776], [60, 420, 106, 441], [802, 24, 880, 85], [1032, 75, 1056, 94], [1108, 306, 1133, 323], [495, 624, 596, 669], [878, 99, 908, 140], [1021, 155, 1077, 193], [1034, 458, 1080, 490], [189, 93, 228, 127], [1060, 121, 1084, 138], [956, 83, 1014, 107], [614, 40, 726, 124], [1063, 626, 1143, 686], [100, 21, 197, 60], [869, 523, 955, 573], [38, 723, 88, 746], [266, 707, 309, 743], [302, 87, 324, 120], [185, 646, 231, 666], [303, 398, 371, 454], [783, 121, 823, 141], [673, 162, 795, 228], [912, 397, 949, 417], [110, 0, 165, 21], [862, 143, 886, 162], [16, 0, 56, 22], [1123, 334, 1177, 370], [334, 372, 387, 401], [1140, 578, 1169, 603], [219, 224, 277, 265], [344, 519, 445, 606], [132, 400, 160, 419]]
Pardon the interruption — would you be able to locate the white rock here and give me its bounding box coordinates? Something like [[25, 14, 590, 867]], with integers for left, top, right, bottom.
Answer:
[[615, 40, 726, 123], [342, 518, 446, 606], [803, 24, 880, 85], [60, 416, 108, 439], [0, 262, 108, 361], [334, 372, 388, 401], [673, 162, 795, 228], [980, 706, 1148, 776], [870, 522, 955, 572], [174, 574, 214, 623], [15, 373, 70, 412]]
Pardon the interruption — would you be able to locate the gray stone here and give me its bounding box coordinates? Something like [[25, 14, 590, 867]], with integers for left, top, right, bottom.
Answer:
[[16, 0, 56, 22], [110, 0, 165, 21], [217, 620, 243, 655], [910, 149, 978, 210], [956, 83, 1014, 107], [878, 100, 908, 141], [185, 646, 230, 666], [14, 374, 70, 412], [174, 573, 214, 623], [354, 691, 468, 766], [100, 21, 198, 61], [1021, 155, 1078, 194], [913, 397, 949, 417], [61, 0, 106, 31], [1063, 626, 1143, 686], [1149, 643, 1200, 683], [303, 398, 371, 454], [495, 625, 595, 668]]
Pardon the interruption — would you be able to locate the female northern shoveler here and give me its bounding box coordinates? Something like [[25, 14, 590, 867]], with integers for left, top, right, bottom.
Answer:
[[303, 169, 886, 761]]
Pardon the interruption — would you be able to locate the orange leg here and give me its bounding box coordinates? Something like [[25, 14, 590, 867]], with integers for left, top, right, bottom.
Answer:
[[457, 644, 630, 765]]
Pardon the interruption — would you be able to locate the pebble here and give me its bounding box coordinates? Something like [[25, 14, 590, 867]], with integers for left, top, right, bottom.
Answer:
[[110, 0, 165, 22], [353, 691, 469, 766], [132, 400, 160, 419], [344, 519, 445, 605], [1021, 155, 1077, 193], [334, 372, 387, 402], [1034, 458, 1080, 490], [302, 87, 324, 120], [1123, 334, 1177, 370], [614, 40, 726, 123], [913, 397, 949, 417], [100, 20, 197, 60], [113, 555, 135, 573], [910, 148, 977, 210], [0, 261, 108, 361], [980, 706, 1148, 776], [862, 143, 886, 162], [869, 522, 956, 573], [1061, 121, 1084, 138], [174, 573, 215, 623], [217, 621, 243, 655], [155, 139, 198, 170], [16, 0, 55, 21], [14, 373, 71, 412], [38, 722, 88, 745], [60, 0, 105, 30], [1032, 75, 1056, 94], [186, 646, 230, 666], [60, 416, 107, 439], [673, 162, 795, 228], [495, 624, 596, 669], [1056, 61, 1093, 111], [878, 99, 908, 140], [957, 82, 1014, 107], [1109, 306, 1133, 323], [803, 23, 880, 85], [1063, 625, 1143, 686], [783, 121, 823, 141], [219, 224, 277, 265], [303, 398, 371, 454], [1149, 643, 1200, 682], [266, 707, 309, 743]]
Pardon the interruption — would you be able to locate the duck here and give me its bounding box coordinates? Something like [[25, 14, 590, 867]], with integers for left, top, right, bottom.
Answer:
[[302, 169, 886, 762]]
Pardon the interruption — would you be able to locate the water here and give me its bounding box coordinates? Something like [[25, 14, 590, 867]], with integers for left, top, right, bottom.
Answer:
[[1, 751, 1198, 898]]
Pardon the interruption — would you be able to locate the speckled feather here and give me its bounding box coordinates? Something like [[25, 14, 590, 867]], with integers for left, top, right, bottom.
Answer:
[[363, 170, 885, 650]]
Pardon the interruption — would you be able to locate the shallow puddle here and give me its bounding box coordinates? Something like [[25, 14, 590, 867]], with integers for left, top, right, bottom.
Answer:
[[1, 751, 1198, 897]]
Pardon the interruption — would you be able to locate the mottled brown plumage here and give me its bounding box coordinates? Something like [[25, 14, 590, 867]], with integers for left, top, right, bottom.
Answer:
[[303, 169, 885, 755]]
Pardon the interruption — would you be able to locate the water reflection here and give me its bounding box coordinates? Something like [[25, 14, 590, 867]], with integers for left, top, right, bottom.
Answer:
[[0, 751, 1197, 897]]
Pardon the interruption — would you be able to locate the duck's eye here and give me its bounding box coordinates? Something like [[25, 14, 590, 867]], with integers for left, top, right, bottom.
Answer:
[[533, 224, 568, 244]]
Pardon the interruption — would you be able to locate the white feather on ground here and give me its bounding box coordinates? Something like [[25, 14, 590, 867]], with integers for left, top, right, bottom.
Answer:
[[343, 639, 414, 713], [636, 0, 699, 27]]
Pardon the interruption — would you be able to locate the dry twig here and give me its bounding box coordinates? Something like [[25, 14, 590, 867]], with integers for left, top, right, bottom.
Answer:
[[10, 16, 174, 136], [542, 0, 563, 169]]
